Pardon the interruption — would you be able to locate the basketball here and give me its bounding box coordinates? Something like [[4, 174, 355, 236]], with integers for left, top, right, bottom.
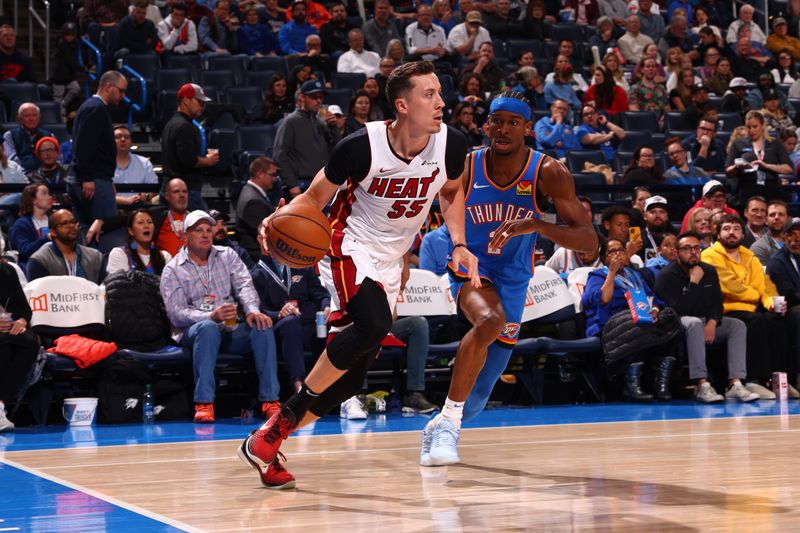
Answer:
[[267, 203, 332, 268]]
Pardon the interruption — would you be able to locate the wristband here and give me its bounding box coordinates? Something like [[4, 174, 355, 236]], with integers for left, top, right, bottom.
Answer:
[[453, 243, 467, 250]]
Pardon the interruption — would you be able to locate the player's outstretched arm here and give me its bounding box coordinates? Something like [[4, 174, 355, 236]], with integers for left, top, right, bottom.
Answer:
[[440, 165, 480, 288], [489, 157, 598, 253]]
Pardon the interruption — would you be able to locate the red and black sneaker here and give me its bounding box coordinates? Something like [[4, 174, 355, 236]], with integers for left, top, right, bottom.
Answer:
[[238, 413, 296, 486]]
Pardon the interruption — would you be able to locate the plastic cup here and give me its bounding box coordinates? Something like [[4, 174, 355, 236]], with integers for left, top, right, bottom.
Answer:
[[773, 295, 786, 313], [0, 311, 11, 333]]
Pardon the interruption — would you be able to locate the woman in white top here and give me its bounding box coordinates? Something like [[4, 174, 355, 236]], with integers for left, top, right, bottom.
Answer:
[[0, 142, 28, 210], [107, 209, 172, 276]]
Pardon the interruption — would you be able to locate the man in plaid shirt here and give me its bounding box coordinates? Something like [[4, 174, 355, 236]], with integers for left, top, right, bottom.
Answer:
[[160, 210, 279, 423]]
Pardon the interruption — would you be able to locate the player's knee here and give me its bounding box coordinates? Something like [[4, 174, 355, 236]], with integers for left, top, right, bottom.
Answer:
[[353, 305, 392, 346], [472, 307, 506, 340]]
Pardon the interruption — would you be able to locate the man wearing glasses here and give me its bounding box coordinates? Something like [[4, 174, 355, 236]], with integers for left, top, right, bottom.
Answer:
[[680, 117, 727, 172], [654, 231, 756, 403], [26, 209, 104, 282], [664, 136, 709, 183], [575, 104, 625, 163], [72, 70, 129, 243], [534, 99, 581, 159]]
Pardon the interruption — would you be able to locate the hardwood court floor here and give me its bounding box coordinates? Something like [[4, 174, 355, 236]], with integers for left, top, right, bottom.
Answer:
[[6, 413, 800, 532]]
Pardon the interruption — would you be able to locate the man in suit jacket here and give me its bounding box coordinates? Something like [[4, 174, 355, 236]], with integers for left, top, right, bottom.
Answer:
[[251, 221, 330, 393], [235, 156, 276, 261]]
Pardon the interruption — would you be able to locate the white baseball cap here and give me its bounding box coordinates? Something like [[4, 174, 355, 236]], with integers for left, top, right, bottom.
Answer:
[[702, 180, 725, 196], [644, 195, 668, 212], [184, 210, 215, 230], [729, 77, 749, 89], [327, 105, 343, 116]]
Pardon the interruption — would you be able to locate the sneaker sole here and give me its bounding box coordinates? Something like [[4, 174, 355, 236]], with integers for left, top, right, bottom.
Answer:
[[403, 406, 438, 414], [428, 451, 460, 466]]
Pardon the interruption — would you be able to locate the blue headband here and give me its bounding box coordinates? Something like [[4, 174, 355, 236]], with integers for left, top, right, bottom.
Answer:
[[489, 97, 531, 121]]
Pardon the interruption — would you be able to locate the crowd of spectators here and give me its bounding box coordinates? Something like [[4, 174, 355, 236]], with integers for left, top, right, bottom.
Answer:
[[4, 0, 800, 429]]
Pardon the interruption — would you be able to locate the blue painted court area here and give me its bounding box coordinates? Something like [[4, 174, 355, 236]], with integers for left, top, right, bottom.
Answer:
[[1, 400, 798, 453], [0, 462, 181, 532]]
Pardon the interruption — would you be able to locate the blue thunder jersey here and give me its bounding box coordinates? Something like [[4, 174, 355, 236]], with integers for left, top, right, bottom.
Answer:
[[449, 147, 546, 346]]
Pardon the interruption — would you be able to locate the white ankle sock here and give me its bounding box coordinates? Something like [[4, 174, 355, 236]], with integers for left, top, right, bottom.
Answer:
[[440, 397, 464, 428]]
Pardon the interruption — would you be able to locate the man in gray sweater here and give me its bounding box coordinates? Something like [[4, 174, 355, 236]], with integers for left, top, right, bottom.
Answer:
[[273, 79, 341, 198], [26, 209, 103, 283]]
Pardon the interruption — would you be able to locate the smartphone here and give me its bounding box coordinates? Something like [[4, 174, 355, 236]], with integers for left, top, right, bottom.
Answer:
[[629, 226, 641, 241]]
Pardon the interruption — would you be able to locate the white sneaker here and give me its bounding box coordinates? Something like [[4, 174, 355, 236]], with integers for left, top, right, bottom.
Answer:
[[0, 403, 14, 432], [695, 382, 724, 403], [339, 395, 368, 419], [419, 415, 440, 467], [428, 418, 461, 466], [725, 381, 759, 402], [745, 382, 776, 400], [788, 384, 800, 399]]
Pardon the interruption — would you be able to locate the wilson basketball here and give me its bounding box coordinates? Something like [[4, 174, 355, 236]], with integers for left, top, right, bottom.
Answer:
[[267, 203, 332, 268]]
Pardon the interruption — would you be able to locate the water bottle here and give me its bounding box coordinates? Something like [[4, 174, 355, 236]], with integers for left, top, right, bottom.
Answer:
[[143, 384, 155, 423], [316, 311, 327, 338]]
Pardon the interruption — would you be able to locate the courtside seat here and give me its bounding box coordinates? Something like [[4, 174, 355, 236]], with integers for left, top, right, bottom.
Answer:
[[116, 345, 190, 366]]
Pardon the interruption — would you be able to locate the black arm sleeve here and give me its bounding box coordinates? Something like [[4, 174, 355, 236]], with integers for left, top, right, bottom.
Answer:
[[445, 126, 468, 180], [324, 129, 372, 185]]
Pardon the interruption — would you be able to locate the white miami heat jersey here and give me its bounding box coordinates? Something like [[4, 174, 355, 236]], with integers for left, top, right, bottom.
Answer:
[[324, 121, 467, 262]]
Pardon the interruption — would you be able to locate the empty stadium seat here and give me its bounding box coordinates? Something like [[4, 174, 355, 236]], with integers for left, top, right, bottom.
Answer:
[[246, 70, 278, 89], [0, 81, 40, 105], [506, 39, 543, 60], [200, 70, 237, 93], [207, 55, 248, 86], [124, 53, 160, 83], [716, 112, 742, 132], [224, 86, 263, 117], [621, 111, 659, 131], [249, 56, 288, 73], [663, 112, 685, 133], [332, 71, 366, 91], [165, 54, 202, 81], [41, 123, 69, 143], [208, 128, 235, 173], [618, 130, 653, 152], [550, 24, 583, 43], [156, 68, 193, 92], [566, 150, 606, 173], [323, 88, 353, 115]]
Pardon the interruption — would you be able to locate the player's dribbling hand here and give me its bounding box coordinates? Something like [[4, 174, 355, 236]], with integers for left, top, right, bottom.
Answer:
[[489, 219, 537, 250], [452, 246, 481, 288]]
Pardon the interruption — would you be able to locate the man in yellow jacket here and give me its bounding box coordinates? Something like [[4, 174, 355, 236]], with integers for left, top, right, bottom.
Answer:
[[701, 213, 798, 399], [766, 18, 800, 61]]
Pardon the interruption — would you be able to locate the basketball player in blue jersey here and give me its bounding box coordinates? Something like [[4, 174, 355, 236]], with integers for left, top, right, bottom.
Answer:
[[420, 92, 599, 466]]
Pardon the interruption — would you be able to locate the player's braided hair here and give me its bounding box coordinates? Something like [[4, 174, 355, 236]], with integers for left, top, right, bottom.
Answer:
[[491, 89, 531, 108]]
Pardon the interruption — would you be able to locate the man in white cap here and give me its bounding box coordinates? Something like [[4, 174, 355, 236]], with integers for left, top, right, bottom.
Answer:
[[680, 180, 738, 232], [640, 195, 677, 262], [720, 77, 750, 122], [160, 210, 278, 424], [161, 83, 219, 211]]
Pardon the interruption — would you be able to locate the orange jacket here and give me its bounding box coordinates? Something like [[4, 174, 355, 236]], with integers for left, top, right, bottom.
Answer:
[[47, 335, 118, 368]]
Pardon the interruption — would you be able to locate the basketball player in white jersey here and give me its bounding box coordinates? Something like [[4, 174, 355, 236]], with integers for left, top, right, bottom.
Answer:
[[238, 61, 480, 489]]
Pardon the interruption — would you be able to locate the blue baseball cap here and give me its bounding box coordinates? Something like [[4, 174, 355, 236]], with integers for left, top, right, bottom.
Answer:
[[300, 80, 326, 95]]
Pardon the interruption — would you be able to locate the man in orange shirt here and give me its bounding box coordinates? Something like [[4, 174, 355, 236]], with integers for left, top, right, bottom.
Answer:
[[151, 178, 189, 256], [285, 0, 330, 30]]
